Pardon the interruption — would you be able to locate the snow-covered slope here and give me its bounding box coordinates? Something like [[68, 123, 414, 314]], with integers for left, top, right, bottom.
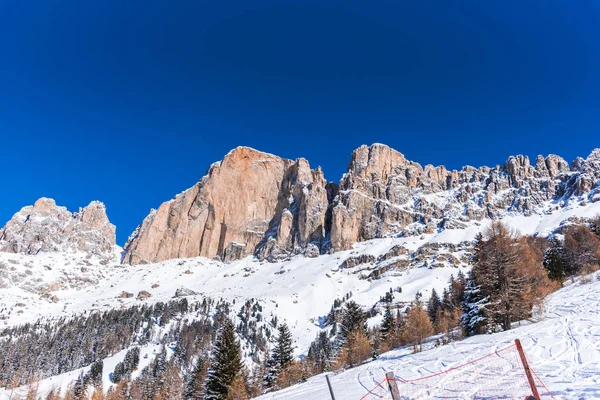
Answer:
[[255, 273, 600, 400], [3, 201, 600, 344], [1, 200, 599, 399]]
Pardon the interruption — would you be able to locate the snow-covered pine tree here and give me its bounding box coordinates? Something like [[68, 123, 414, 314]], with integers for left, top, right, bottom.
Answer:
[[306, 330, 333, 373], [460, 277, 489, 336], [112, 347, 141, 384], [125, 346, 141, 372], [330, 300, 370, 368], [264, 323, 295, 391], [338, 300, 367, 345], [380, 306, 395, 340], [470, 222, 532, 331], [205, 317, 243, 400]]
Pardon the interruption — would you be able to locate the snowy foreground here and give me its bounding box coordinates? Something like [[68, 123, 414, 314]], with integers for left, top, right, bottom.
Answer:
[[5, 272, 598, 399], [256, 274, 600, 400]]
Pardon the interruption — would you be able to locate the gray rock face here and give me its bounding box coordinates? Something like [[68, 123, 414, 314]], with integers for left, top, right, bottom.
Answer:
[[0, 198, 116, 256], [329, 144, 600, 250], [123, 144, 600, 264]]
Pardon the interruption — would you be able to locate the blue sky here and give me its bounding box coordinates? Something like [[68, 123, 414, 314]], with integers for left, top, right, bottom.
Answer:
[[1, 1, 599, 245]]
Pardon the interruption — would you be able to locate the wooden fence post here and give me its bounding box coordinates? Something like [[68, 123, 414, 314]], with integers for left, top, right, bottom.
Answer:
[[386, 371, 401, 400], [515, 339, 541, 400], [325, 374, 336, 400]]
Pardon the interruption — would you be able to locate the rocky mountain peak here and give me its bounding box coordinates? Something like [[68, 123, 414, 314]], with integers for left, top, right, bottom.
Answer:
[[0, 198, 116, 256], [330, 145, 600, 251], [123, 144, 600, 264], [123, 147, 334, 264], [32, 197, 58, 211]]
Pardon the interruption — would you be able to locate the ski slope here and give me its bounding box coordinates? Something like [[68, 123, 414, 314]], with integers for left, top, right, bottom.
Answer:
[[256, 273, 600, 400]]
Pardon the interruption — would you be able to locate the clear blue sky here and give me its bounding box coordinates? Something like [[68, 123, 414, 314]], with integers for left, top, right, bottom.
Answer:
[[1, 1, 599, 245]]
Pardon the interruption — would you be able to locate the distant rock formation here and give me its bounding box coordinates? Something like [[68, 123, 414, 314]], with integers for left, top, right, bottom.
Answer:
[[0, 198, 116, 256], [330, 144, 578, 249], [123, 144, 600, 264], [123, 147, 336, 264]]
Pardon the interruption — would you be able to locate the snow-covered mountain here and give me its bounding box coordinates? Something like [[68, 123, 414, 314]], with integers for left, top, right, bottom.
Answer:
[[1, 144, 600, 399]]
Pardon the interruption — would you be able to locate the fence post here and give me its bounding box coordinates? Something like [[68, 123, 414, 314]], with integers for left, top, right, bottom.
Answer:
[[325, 374, 336, 400], [386, 371, 401, 400], [515, 339, 541, 400]]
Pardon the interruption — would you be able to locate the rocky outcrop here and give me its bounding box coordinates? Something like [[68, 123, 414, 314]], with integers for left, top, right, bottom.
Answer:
[[0, 198, 116, 256], [123, 147, 334, 264], [329, 144, 600, 250], [124, 144, 600, 264]]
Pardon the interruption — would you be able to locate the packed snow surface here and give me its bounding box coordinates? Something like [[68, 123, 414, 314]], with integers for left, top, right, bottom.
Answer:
[[256, 274, 600, 400]]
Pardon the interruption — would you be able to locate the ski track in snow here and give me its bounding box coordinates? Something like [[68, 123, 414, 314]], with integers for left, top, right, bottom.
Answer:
[[255, 274, 600, 400]]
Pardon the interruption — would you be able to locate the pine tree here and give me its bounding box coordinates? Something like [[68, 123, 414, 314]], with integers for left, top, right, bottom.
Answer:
[[112, 361, 125, 383], [88, 360, 103, 388], [264, 323, 295, 391], [544, 236, 566, 284], [152, 346, 168, 380], [380, 306, 395, 340], [205, 317, 243, 400], [307, 331, 333, 373], [273, 323, 295, 370], [124, 347, 140, 372], [338, 301, 367, 344], [460, 277, 489, 336], [469, 222, 529, 331], [427, 289, 442, 324]]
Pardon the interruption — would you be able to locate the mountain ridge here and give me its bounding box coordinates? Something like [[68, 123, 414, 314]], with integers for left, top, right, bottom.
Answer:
[[0, 144, 599, 263], [122, 143, 600, 264]]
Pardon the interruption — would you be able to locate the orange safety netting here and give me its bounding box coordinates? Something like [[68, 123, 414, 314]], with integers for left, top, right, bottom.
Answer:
[[360, 343, 555, 400]]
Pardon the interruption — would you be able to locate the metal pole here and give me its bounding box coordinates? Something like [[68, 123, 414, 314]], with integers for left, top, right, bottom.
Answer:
[[386, 371, 401, 400], [325, 374, 336, 400], [515, 339, 541, 400]]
